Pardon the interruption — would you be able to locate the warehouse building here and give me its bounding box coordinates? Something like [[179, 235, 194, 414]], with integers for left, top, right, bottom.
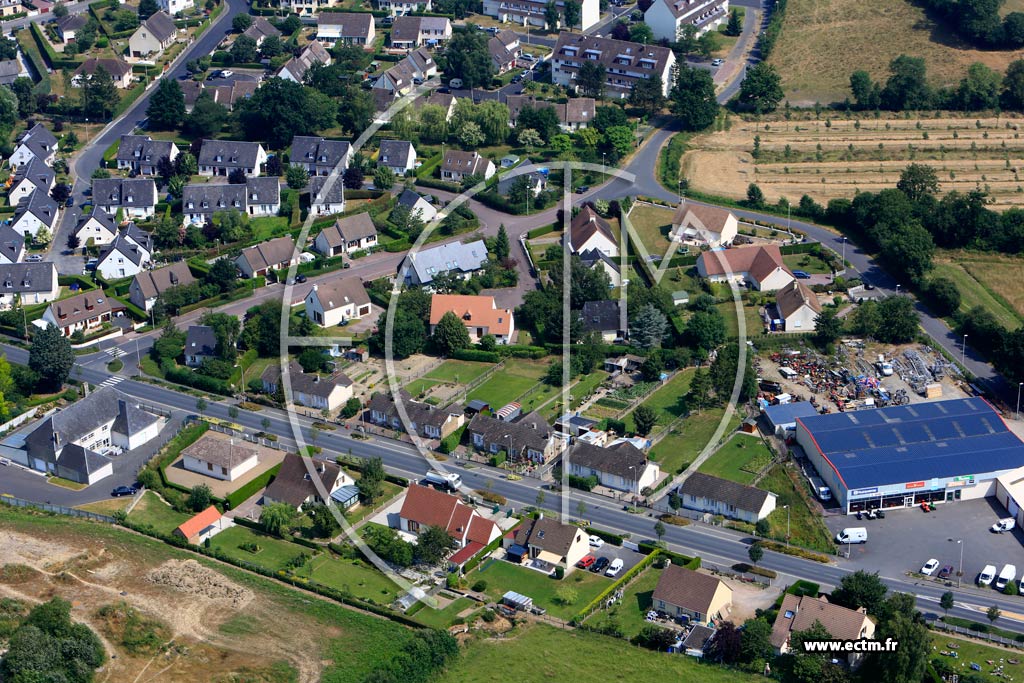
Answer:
[[795, 398, 1024, 514]]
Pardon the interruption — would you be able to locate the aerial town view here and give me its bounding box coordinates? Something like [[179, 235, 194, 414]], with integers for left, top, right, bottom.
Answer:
[[2, 0, 1024, 680]]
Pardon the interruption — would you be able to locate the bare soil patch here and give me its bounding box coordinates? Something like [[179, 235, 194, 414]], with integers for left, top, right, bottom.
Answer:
[[148, 560, 254, 609]]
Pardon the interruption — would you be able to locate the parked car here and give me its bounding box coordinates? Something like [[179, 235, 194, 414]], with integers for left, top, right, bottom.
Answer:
[[992, 517, 1016, 533], [450, 78, 463, 89], [979, 564, 997, 586], [711, 58, 724, 67], [575, 185, 589, 193], [605, 558, 624, 577], [592, 557, 610, 573], [938, 564, 955, 579], [588, 534, 605, 549], [65, 197, 74, 207], [920, 559, 939, 576], [25, 254, 43, 262], [111, 485, 137, 497], [576, 555, 596, 569], [792, 270, 811, 279], [413, 77, 423, 85], [220, 70, 234, 79], [296, 274, 307, 283]]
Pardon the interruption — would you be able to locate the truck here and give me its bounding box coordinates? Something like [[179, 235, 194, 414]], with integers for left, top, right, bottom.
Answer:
[[809, 475, 832, 501], [423, 471, 462, 492]]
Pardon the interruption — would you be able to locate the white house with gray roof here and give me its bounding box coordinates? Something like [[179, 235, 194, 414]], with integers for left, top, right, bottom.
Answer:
[[645, 0, 729, 42], [389, 15, 451, 50], [95, 224, 152, 279], [399, 239, 488, 286], [128, 10, 177, 58], [565, 441, 660, 496], [261, 361, 355, 412], [679, 471, 777, 523], [21, 387, 163, 484], [377, 140, 417, 176], [315, 12, 376, 46], [0, 262, 58, 309], [8, 156, 55, 207], [115, 134, 179, 175], [73, 209, 119, 247], [290, 136, 351, 177], [395, 188, 436, 224], [184, 324, 217, 367], [198, 140, 267, 177], [313, 212, 377, 256], [92, 177, 157, 219], [377, 0, 433, 16], [0, 224, 26, 264], [182, 178, 280, 225], [129, 262, 196, 311], [304, 277, 371, 327], [11, 191, 58, 239], [307, 175, 346, 216], [236, 236, 299, 278], [10, 124, 57, 170]]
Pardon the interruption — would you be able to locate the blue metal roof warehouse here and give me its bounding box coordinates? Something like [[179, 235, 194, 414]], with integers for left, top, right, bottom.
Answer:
[[794, 397, 1024, 513]]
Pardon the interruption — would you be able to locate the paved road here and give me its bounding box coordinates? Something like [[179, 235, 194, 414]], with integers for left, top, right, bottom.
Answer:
[[46, 0, 247, 271], [4, 2, 88, 32]]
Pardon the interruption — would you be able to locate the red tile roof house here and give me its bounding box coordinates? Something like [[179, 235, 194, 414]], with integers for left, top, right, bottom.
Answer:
[[174, 505, 226, 545], [395, 484, 500, 568]]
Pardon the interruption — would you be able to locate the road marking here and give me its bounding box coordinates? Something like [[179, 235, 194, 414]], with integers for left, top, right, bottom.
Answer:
[[106, 347, 126, 359], [97, 376, 125, 389]]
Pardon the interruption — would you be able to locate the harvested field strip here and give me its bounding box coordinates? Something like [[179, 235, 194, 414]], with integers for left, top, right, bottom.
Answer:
[[931, 260, 1022, 329]]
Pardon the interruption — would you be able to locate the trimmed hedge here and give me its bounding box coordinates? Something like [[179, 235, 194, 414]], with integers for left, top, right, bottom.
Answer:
[[568, 474, 597, 491], [30, 23, 82, 70], [439, 424, 466, 454], [451, 349, 500, 363], [498, 345, 548, 359], [163, 365, 232, 395], [585, 527, 624, 546], [527, 223, 556, 239], [415, 177, 461, 193], [225, 463, 281, 510], [571, 549, 663, 625], [463, 527, 511, 573]]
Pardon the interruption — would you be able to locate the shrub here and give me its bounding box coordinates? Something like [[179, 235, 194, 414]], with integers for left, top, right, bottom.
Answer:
[[471, 579, 487, 592], [481, 609, 496, 623]]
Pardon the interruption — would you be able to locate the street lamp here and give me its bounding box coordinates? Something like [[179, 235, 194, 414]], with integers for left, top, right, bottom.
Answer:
[[783, 505, 790, 546], [949, 538, 964, 588], [895, 284, 901, 295], [1017, 382, 1023, 420], [602, 152, 606, 175], [962, 334, 968, 368], [841, 237, 847, 267], [628, 464, 636, 506]]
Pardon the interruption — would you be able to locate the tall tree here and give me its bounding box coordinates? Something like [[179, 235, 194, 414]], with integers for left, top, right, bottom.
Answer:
[[813, 308, 843, 348], [633, 404, 658, 436], [672, 65, 718, 130], [738, 617, 773, 663], [896, 163, 939, 202], [494, 225, 511, 262], [432, 311, 472, 355], [881, 54, 932, 111], [544, 0, 560, 29], [415, 525, 455, 564], [184, 91, 228, 137], [260, 501, 296, 536], [849, 70, 881, 110], [738, 62, 784, 114], [82, 66, 118, 120], [628, 74, 664, 115], [725, 8, 742, 36], [146, 78, 185, 131], [1002, 58, 1024, 110], [562, 0, 581, 30], [830, 569, 888, 615], [29, 325, 74, 392], [357, 456, 385, 503], [956, 61, 1001, 110], [444, 28, 494, 88], [138, 0, 158, 19], [630, 304, 668, 349], [237, 78, 337, 149], [688, 366, 713, 412], [577, 61, 606, 98]]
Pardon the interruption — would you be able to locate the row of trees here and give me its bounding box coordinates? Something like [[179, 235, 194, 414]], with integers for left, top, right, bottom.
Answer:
[[920, 0, 1024, 49]]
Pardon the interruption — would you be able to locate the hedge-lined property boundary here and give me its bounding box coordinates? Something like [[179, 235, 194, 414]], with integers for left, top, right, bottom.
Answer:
[[225, 464, 281, 510], [571, 549, 666, 624]]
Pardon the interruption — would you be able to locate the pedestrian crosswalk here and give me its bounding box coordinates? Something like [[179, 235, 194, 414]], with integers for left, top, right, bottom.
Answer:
[[106, 347, 126, 359], [98, 376, 125, 389]]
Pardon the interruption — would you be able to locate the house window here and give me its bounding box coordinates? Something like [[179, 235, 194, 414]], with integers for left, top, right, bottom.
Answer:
[[222, 466, 228, 475], [207, 462, 213, 471]]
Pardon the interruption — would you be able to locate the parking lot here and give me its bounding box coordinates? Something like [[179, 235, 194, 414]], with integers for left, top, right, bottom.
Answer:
[[825, 498, 1024, 588], [579, 537, 646, 577]]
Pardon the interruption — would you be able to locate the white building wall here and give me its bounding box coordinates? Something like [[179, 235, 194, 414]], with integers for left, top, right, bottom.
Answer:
[[182, 453, 259, 481]]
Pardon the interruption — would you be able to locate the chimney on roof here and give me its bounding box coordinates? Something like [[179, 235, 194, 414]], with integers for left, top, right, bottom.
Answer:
[[317, 461, 326, 474], [117, 398, 127, 417]]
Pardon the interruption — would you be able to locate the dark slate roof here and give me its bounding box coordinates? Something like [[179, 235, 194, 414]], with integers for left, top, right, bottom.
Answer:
[[567, 441, 647, 480], [134, 262, 196, 299], [56, 14, 88, 33], [74, 208, 117, 238], [317, 12, 374, 39], [0, 59, 21, 84], [796, 397, 1024, 490], [467, 411, 552, 455], [238, 235, 296, 272], [197, 139, 264, 169], [92, 177, 157, 208], [74, 57, 132, 79], [14, 191, 57, 227], [378, 140, 415, 169], [262, 360, 353, 399], [510, 516, 580, 557], [264, 452, 342, 508], [682, 624, 716, 652], [0, 224, 25, 262], [396, 188, 428, 211], [141, 11, 176, 43], [320, 212, 376, 245], [291, 136, 351, 169], [11, 156, 54, 193], [183, 178, 278, 215], [366, 389, 461, 430], [680, 472, 774, 513], [18, 123, 58, 152], [580, 299, 622, 333], [115, 134, 177, 166], [57, 443, 112, 479], [184, 325, 217, 358], [307, 175, 346, 206], [98, 229, 150, 267], [652, 564, 727, 615], [0, 262, 55, 293], [243, 16, 281, 42]]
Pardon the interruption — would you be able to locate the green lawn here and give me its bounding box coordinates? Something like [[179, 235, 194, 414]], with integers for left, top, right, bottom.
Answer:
[[697, 434, 774, 485], [209, 525, 309, 572], [537, 370, 609, 421], [425, 360, 495, 384], [929, 634, 1024, 682], [127, 491, 192, 536], [438, 623, 763, 683], [251, 216, 290, 241], [624, 369, 695, 431], [783, 252, 833, 275], [405, 378, 440, 398], [466, 359, 548, 409], [307, 553, 401, 604], [587, 566, 663, 639], [714, 301, 766, 339], [472, 559, 609, 621], [649, 408, 742, 477], [625, 203, 674, 257], [342, 479, 403, 527], [932, 261, 1021, 329], [760, 463, 834, 553], [408, 597, 474, 629]]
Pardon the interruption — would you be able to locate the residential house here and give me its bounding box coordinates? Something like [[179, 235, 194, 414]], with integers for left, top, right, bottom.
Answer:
[[55, 14, 88, 42], [198, 140, 267, 177], [395, 188, 436, 224], [550, 33, 676, 98], [158, 0, 193, 15], [696, 244, 793, 291], [0, 0, 23, 17], [556, 97, 595, 131], [396, 484, 500, 565], [10, 124, 57, 169], [565, 440, 660, 495], [242, 17, 281, 48], [261, 361, 355, 412], [681, 625, 716, 658], [645, 0, 729, 42], [365, 389, 465, 439], [770, 280, 821, 332], [579, 300, 625, 342], [0, 262, 58, 309], [0, 224, 25, 264], [467, 411, 560, 464], [174, 506, 225, 545], [182, 431, 261, 482], [406, 46, 437, 79], [377, 140, 416, 176], [399, 239, 488, 286], [304, 277, 372, 327], [128, 11, 177, 58], [603, 354, 643, 374], [553, 413, 599, 438], [235, 235, 299, 278], [424, 91, 455, 121], [276, 41, 331, 83], [0, 58, 24, 86], [497, 163, 547, 199], [771, 594, 875, 668], [670, 200, 737, 247], [579, 249, 622, 288], [390, 16, 451, 50], [488, 32, 519, 74], [206, 80, 259, 110], [264, 453, 356, 511], [183, 325, 217, 367], [679, 471, 777, 523], [91, 178, 157, 219], [313, 213, 377, 256], [278, 0, 341, 16], [440, 150, 495, 183], [375, 59, 417, 94], [290, 135, 351, 177], [482, 0, 599, 30], [22, 387, 162, 484], [181, 177, 280, 225], [429, 294, 515, 344], [115, 134, 179, 175], [7, 156, 55, 207], [72, 58, 133, 89], [73, 209, 118, 247], [315, 12, 376, 47], [376, 0, 432, 16], [503, 516, 589, 574], [567, 205, 617, 256], [11, 191, 58, 239], [180, 79, 204, 112], [41, 290, 123, 337], [652, 565, 733, 622], [306, 175, 346, 216], [95, 224, 152, 279]]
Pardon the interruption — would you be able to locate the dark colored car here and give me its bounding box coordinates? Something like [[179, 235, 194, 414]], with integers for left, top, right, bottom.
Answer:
[[296, 274, 307, 283], [938, 564, 955, 579], [792, 270, 811, 279], [111, 485, 137, 497], [65, 197, 74, 207], [575, 185, 589, 193], [592, 557, 610, 573]]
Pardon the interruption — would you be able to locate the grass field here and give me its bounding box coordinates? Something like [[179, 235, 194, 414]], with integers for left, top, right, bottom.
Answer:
[[75, 497, 133, 515], [685, 113, 1024, 209], [437, 623, 762, 683], [783, 252, 832, 274], [408, 597, 475, 629], [932, 251, 1024, 328], [210, 525, 309, 572], [425, 360, 495, 384], [697, 434, 775, 485], [586, 566, 663, 639], [472, 559, 609, 621], [625, 203, 675, 257], [767, 0, 1024, 105], [929, 634, 1024, 681], [623, 370, 695, 431], [760, 463, 834, 552], [714, 301, 766, 339], [405, 378, 440, 398], [127, 491, 192, 536], [651, 408, 743, 476], [466, 359, 548, 408], [308, 552, 401, 604]]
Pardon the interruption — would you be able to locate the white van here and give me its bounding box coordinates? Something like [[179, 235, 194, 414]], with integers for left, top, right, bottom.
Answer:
[[604, 558, 624, 577], [996, 564, 1017, 590], [992, 518, 1016, 533], [835, 528, 867, 544], [979, 565, 997, 586]]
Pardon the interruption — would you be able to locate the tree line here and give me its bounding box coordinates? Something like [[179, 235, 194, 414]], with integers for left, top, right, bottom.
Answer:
[[917, 0, 1024, 49]]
